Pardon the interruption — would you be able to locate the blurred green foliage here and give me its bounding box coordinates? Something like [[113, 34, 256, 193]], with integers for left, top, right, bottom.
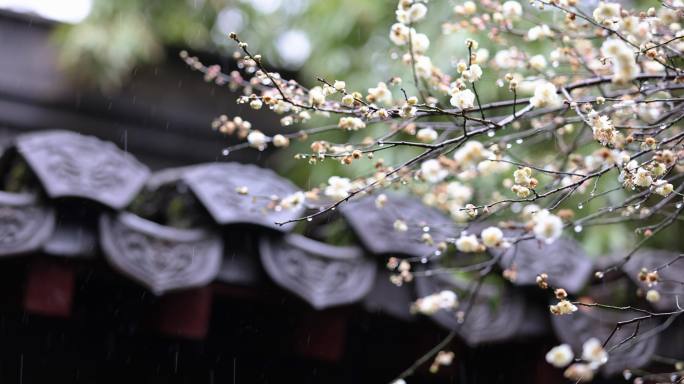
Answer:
[[53, 0, 465, 89]]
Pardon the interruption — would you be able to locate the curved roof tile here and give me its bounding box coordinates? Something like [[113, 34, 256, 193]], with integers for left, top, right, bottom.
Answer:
[[16, 130, 149, 209], [183, 163, 305, 231], [100, 212, 222, 295], [492, 235, 593, 294], [340, 194, 455, 258], [260, 234, 376, 309]]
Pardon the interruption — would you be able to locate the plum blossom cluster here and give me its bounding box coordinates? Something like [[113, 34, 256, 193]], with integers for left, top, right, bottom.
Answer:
[[411, 290, 459, 315], [546, 338, 609, 382], [185, 0, 684, 382]]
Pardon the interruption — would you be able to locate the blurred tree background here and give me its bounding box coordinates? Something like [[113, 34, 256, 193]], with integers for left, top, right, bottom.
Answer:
[[52, 0, 680, 257]]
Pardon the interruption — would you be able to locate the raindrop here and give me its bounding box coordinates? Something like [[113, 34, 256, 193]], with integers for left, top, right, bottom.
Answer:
[[420, 257, 428, 264], [574, 225, 583, 233], [306, 217, 313, 222], [676, 203, 683, 209], [422, 226, 430, 232], [506, 143, 512, 149], [516, 139, 523, 144], [578, 203, 584, 209], [222, 148, 230, 156], [487, 130, 495, 137], [634, 204, 640, 210], [434, 250, 442, 256]]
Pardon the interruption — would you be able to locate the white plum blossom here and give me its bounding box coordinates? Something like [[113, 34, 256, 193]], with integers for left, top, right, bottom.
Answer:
[[462, 64, 483, 82], [450, 89, 475, 110], [530, 81, 562, 109], [601, 39, 639, 83], [646, 289, 661, 302], [446, 181, 473, 205], [308, 86, 326, 106], [411, 32, 430, 54], [448, 203, 470, 222], [393, 219, 408, 232], [454, 1, 477, 15], [456, 233, 482, 252], [590, 112, 616, 146], [338, 117, 367, 131], [247, 130, 268, 150], [564, 363, 594, 382], [474, 48, 489, 64], [416, 127, 439, 143], [528, 55, 547, 71], [280, 191, 305, 210], [397, 2, 428, 24], [375, 193, 388, 208], [324, 176, 352, 200], [421, 159, 449, 183], [593, 1, 621, 26], [494, 48, 524, 69], [513, 167, 533, 186], [477, 154, 510, 175], [249, 98, 263, 110], [550, 299, 578, 315], [633, 167, 653, 188], [533, 210, 564, 244], [502, 1, 523, 20], [272, 134, 290, 148], [453, 141, 489, 166], [582, 338, 608, 367], [481, 226, 504, 247], [522, 204, 541, 220], [413, 290, 458, 315], [415, 56, 434, 79], [545, 344, 574, 368], [654, 180, 674, 196], [389, 23, 411, 45], [527, 24, 553, 41], [341, 94, 355, 106], [367, 82, 393, 104]]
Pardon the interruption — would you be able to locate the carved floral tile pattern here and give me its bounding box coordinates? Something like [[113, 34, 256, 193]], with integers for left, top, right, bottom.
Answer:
[[0, 191, 55, 256], [260, 234, 376, 309], [100, 213, 222, 295]]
